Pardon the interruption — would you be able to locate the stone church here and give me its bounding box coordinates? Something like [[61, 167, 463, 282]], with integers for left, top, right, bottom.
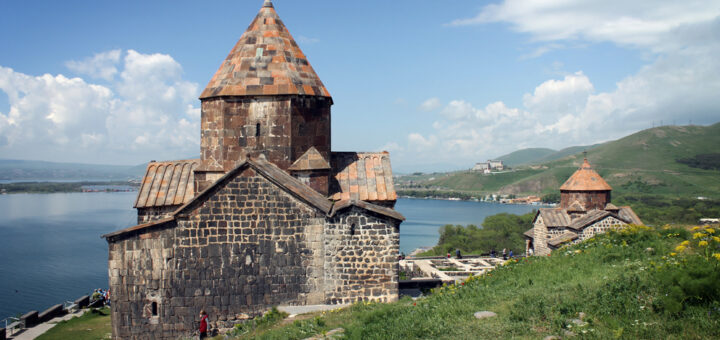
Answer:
[[525, 158, 643, 256], [102, 1, 404, 338]]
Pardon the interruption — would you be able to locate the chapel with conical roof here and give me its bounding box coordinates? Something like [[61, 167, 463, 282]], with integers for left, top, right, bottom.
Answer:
[[524, 157, 643, 256], [103, 2, 403, 339]]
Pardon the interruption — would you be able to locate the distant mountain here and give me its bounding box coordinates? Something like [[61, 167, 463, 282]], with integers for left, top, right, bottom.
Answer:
[[0, 159, 147, 180], [417, 123, 720, 199], [496, 145, 599, 167]]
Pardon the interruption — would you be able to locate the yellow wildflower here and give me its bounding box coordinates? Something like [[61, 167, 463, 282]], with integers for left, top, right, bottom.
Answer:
[[680, 240, 690, 246], [675, 245, 686, 252], [692, 226, 701, 231], [714, 236, 720, 243], [693, 232, 706, 239], [699, 240, 709, 247], [713, 253, 720, 261], [706, 228, 715, 234], [670, 252, 677, 257]]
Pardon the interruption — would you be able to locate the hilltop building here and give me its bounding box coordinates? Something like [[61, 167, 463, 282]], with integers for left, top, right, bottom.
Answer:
[[102, 2, 403, 339], [472, 160, 504, 172], [524, 158, 642, 256]]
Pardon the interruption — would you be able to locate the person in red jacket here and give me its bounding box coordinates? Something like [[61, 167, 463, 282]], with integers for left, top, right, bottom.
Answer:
[[199, 310, 208, 339]]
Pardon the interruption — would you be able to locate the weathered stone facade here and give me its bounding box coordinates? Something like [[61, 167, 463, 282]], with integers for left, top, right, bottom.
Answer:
[[107, 163, 402, 339], [324, 207, 400, 304], [198, 96, 332, 174], [104, 2, 404, 339], [560, 190, 611, 211]]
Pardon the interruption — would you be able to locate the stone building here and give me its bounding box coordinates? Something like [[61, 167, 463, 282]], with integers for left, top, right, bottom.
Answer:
[[102, 1, 404, 339], [524, 158, 643, 256]]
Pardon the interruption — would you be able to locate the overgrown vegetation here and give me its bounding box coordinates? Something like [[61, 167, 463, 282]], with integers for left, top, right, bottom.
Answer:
[[677, 153, 720, 170], [418, 212, 536, 256], [615, 195, 720, 226], [230, 307, 289, 337], [232, 225, 720, 339], [36, 307, 111, 340]]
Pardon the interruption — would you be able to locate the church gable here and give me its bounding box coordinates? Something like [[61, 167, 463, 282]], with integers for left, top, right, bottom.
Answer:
[[177, 165, 325, 248]]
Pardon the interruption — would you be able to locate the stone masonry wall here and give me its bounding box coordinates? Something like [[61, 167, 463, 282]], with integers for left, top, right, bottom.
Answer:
[[109, 167, 327, 339], [560, 191, 611, 211], [199, 96, 331, 173], [108, 225, 176, 339], [533, 216, 551, 256], [323, 207, 400, 304], [137, 206, 179, 224]]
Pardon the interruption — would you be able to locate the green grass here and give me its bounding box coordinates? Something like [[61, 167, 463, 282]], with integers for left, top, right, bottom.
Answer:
[[232, 225, 720, 339], [36, 308, 112, 340]]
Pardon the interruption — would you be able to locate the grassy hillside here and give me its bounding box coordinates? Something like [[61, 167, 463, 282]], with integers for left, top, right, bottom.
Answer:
[[412, 124, 720, 199], [496, 145, 598, 167], [497, 148, 556, 166], [225, 225, 719, 339]]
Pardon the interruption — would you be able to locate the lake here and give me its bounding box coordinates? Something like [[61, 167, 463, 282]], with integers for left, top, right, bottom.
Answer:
[[0, 193, 540, 319]]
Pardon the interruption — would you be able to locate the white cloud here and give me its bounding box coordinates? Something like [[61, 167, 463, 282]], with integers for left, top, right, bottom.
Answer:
[[0, 50, 201, 164], [407, 133, 437, 150], [449, 0, 720, 52], [66, 49, 122, 81], [419, 97, 441, 111]]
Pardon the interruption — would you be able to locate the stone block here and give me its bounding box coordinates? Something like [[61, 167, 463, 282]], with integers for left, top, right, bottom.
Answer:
[[38, 304, 65, 323], [75, 295, 90, 308], [21, 311, 39, 328]]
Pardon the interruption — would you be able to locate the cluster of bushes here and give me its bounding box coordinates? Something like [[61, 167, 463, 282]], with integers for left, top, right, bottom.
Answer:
[[396, 189, 478, 200], [615, 194, 720, 225], [420, 211, 536, 256], [677, 153, 720, 170]]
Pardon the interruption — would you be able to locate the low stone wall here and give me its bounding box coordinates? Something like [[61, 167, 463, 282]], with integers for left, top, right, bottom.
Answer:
[[75, 295, 90, 309], [20, 311, 39, 328], [38, 304, 66, 323]]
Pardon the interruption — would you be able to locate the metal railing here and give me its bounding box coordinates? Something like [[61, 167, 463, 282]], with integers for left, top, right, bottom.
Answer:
[[2, 316, 25, 336]]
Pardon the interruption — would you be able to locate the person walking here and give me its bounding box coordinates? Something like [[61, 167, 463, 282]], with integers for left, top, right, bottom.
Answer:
[[502, 248, 507, 260], [199, 310, 208, 339]]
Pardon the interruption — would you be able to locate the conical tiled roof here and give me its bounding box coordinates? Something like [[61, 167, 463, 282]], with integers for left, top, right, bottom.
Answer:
[[200, 0, 331, 99], [560, 158, 612, 191]]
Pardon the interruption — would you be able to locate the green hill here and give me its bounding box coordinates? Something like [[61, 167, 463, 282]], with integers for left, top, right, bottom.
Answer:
[[412, 123, 720, 199], [496, 145, 599, 167], [496, 148, 556, 167]]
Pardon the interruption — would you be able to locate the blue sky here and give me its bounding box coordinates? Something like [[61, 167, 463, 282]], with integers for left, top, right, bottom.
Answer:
[[1, 0, 719, 173]]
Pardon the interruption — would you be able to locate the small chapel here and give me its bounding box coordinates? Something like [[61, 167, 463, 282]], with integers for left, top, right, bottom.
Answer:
[[102, 1, 404, 339], [524, 157, 643, 256]]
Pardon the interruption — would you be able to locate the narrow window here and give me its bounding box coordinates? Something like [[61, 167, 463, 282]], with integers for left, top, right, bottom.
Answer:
[[256, 123, 261, 137], [151, 302, 158, 316], [350, 223, 356, 236]]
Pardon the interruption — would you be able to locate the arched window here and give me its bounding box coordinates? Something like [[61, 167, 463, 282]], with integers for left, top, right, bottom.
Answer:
[[256, 123, 261, 137], [151, 302, 158, 316], [350, 223, 356, 236]]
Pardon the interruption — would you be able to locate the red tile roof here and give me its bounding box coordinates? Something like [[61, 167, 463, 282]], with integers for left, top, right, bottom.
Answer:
[[134, 159, 200, 208], [560, 158, 612, 191], [330, 152, 397, 202], [199, 0, 330, 99]]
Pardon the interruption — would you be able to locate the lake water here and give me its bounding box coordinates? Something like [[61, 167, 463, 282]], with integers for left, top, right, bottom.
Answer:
[[0, 193, 539, 320]]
